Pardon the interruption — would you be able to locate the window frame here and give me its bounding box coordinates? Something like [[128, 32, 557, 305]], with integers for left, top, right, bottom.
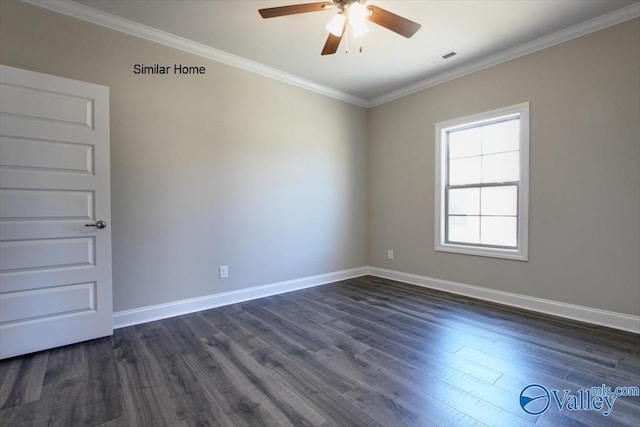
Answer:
[[434, 103, 529, 261]]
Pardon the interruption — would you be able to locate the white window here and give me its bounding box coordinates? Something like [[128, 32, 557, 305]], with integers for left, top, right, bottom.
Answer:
[[435, 103, 529, 260]]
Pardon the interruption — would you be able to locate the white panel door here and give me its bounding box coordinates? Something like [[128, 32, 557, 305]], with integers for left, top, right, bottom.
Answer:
[[0, 65, 112, 359]]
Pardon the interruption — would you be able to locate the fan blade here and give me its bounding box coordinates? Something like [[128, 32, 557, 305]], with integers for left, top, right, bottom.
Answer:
[[366, 5, 421, 38], [259, 2, 333, 19], [321, 31, 343, 55]]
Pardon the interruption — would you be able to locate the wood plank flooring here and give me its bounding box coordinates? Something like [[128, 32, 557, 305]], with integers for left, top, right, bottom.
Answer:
[[1, 276, 639, 426]]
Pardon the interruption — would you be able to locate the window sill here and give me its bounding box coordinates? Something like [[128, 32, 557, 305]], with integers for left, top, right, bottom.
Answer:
[[435, 243, 528, 261]]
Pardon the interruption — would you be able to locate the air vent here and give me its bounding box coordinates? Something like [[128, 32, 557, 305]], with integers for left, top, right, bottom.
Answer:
[[426, 50, 457, 64]]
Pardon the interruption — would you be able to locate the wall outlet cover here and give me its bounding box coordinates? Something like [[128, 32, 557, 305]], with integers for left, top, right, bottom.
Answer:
[[219, 265, 228, 279]]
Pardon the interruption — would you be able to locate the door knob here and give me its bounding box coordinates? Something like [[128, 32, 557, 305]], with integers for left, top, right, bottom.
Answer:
[[85, 220, 107, 229]]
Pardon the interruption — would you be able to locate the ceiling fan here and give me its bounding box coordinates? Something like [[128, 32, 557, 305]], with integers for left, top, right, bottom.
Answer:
[[258, 0, 421, 55]]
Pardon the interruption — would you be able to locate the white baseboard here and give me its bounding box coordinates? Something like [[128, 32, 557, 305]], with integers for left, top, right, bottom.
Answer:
[[368, 267, 640, 334], [112, 266, 368, 329], [113, 265, 639, 334]]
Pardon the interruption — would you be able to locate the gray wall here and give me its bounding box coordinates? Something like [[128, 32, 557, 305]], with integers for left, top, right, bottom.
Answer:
[[368, 18, 640, 316], [1, 1, 638, 317], [0, 0, 368, 312]]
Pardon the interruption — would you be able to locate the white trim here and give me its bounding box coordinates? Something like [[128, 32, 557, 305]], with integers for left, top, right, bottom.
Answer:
[[22, 1, 639, 109], [367, 267, 640, 334], [113, 265, 640, 334], [367, 3, 640, 107], [434, 103, 530, 261], [22, 0, 369, 108], [112, 267, 368, 329]]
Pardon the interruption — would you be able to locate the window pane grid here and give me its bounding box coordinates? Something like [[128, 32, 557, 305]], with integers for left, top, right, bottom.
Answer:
[[448, 181, 519, 189], [446, 148, 519, 161], [447, 152, 520, 185], [449, 214, 517, 217], [444, 116, 521, 250], [445, 184, 519, 249]]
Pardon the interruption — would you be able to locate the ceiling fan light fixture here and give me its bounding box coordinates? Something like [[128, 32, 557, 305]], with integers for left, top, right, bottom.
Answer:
[[348, 2, 369, 23], [326, 13, 346, 37], [351, 20, 369, 38], [347, 2, 369, 38]]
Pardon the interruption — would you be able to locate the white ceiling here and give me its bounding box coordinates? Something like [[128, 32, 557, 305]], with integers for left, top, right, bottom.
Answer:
[[62, 1, 639, 104]]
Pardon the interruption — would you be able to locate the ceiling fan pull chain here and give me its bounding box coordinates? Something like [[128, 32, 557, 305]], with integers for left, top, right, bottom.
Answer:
[[345, 31, 349, 54]]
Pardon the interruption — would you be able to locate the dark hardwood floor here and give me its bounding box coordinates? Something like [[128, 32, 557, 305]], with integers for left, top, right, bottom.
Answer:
[[1, 276, 639, 426]]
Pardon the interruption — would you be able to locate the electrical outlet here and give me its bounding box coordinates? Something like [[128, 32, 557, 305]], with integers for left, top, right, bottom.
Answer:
[[387, 250, 394, 260], [219, 265, 228, 279]]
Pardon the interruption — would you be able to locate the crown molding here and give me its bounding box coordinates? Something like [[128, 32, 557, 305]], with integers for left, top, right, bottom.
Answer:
[[367, 2, 640, 107], [23, 0, 639, 109], [22, 0, 369, 108]]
